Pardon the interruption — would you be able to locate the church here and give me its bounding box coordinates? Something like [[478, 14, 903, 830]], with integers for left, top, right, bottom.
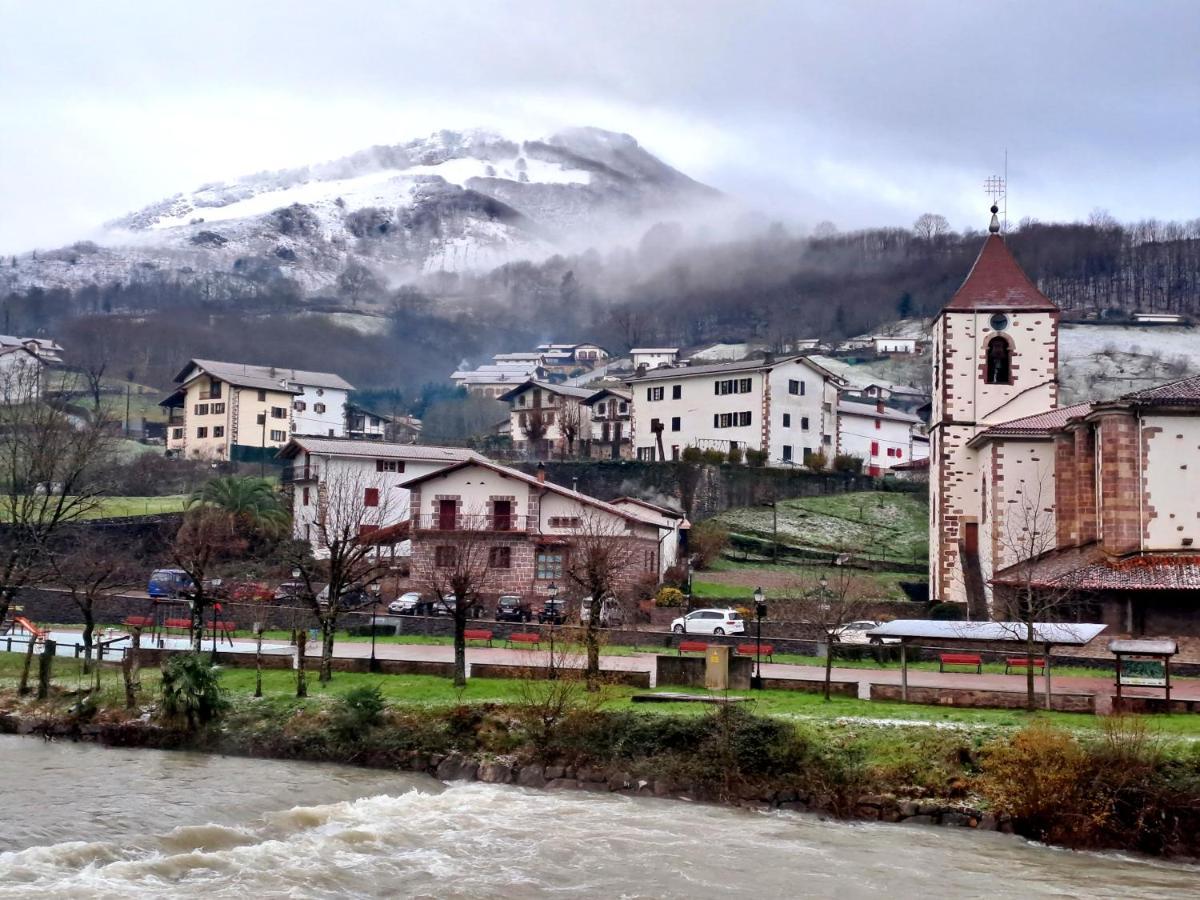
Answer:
[[931, 206, 1200, 639]]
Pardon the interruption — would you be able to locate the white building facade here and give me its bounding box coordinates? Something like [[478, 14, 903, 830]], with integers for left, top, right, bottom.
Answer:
[[625, 356, 840, 466], [836, 399, 924, 475]]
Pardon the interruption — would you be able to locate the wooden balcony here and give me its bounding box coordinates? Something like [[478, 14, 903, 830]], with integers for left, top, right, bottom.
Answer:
[[412, 513, 530, 534], [281, 465, 320, 484]]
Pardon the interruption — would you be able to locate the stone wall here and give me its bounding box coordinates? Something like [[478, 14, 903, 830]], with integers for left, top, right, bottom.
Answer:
[[470, 662, 650, 688], [869, 682, 1094, 712], [655, 654, 754, 690], [512, 461, 886, 521]]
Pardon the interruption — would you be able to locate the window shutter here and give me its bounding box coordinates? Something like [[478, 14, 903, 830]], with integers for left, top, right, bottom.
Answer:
[[364, 487, 380, 507]]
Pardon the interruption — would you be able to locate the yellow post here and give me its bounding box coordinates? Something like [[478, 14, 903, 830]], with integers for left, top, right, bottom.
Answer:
[[706, 645, 730, 691]]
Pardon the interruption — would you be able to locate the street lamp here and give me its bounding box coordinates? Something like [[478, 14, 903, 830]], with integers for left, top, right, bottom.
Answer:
[[546, 582, 559, 680], [752, 586, 766, 689], [368, 584, 381, 672]]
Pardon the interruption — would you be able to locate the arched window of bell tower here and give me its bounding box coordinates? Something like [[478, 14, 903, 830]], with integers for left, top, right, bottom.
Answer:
[[985, 335, 1012, 385]]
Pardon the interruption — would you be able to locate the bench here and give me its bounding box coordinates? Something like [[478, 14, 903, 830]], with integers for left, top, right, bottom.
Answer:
[[506, 632, 541, 649], [123, 616, 154, 628], [736, 643, 774, 662], [677, 641, 709, 655], [213, 621, 237, 634], [939, 653, 982, 674], [164, 618, 192, 630], [464, 629, 494, 647], [1005, 657, 1046, 674]]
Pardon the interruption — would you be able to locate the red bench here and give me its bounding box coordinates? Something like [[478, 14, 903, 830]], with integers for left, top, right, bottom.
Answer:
[[506, 632, 541, 649], [164, 618, 192, 630], [939, 653, 982, 674], [213, 621, 237, 634], [464, 629, 494, 647], [736, 644, 774, 662], [1005, 657, 1046, 674], [123, 616, 154, 628], [677, 641, 709, 655]]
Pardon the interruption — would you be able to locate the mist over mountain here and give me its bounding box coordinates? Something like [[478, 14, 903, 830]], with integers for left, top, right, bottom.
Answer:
[[2, 127, 723, 295]]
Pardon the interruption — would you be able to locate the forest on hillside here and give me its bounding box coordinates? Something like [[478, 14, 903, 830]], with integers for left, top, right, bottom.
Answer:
[[5, 212, 1200, 400]]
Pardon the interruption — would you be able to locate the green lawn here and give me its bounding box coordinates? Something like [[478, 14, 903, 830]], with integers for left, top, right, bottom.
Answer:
[[88, 495, 188, 519], [7, 650, 1200, 739]]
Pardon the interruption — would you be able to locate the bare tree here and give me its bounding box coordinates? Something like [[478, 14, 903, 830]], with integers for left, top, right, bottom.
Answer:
[[415, 515, 498, 687], [990, 474, 1081, 710], [168, 507, 249, 652], [796, 566, 876, 700], [558, 401, 585, 457], [521, 409, 549, 458], [281, 469, 395, 683], [566, 512, 644, 691], [0, 365, 117, 627], [49, 530, 140, 672], [913, 213, 951, 242]]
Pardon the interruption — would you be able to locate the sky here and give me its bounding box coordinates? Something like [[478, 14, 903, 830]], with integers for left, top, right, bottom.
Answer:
[[2, 0, 1198, 253]]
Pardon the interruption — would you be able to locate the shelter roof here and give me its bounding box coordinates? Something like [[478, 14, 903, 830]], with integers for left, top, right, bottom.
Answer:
[[867, 619, 1106, 646]]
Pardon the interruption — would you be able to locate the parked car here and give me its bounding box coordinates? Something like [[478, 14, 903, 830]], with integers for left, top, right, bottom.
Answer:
[[432, 594, 485, 618], [538, 598, 568, 625], [147, 568, 193, 599], [670, 608, 745, 636], [388, 591, 425, 615], [495, 594, 533, 623], [316, 585, 374, 609], [230, 581, 274, 603], [273, 581, 308, 602], [831, 620, 899, 645], [580, 595, 624, 628]]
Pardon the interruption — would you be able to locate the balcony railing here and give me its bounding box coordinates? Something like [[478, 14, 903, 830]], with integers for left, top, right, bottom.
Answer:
[[281, 465, 320, 484], [412, 513, 529, 533]]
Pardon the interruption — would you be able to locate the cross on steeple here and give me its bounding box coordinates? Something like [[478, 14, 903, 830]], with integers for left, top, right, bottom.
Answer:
[[984, 175, 1006, 205]]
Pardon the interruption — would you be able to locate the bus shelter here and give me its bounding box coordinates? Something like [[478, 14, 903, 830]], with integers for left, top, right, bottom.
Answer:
[[867, 620, 1107, 709]]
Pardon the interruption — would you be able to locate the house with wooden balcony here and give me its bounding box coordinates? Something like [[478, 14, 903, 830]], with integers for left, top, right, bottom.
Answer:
[[401, 458, 676, 602], [580, 387, 632, 459], [277, 436, 479, 554]]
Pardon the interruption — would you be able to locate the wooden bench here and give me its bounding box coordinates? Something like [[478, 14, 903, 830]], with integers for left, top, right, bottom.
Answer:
[[677, 641, 709, 655], [123, 616, 154, 628], [164, 618, 192, 631], [939, 653, 982, 674], [736, 643, 774, 662], [1005, 657, 1046, 674], [464, 629, 494, 647], [506, 632, 541, 649]]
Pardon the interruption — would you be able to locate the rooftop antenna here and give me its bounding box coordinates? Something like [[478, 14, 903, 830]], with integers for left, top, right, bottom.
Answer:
[[984, 171, 1007, 238]]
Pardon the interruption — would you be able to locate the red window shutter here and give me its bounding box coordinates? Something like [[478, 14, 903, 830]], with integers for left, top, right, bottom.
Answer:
[[897, 449, 903, 459], [875, 419, 881, 430], [870, 441, 879, 456], [364, 487, 380, 507]]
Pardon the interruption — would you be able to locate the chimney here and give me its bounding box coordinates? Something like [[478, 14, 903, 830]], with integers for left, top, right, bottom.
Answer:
[[876, 399, 885, 414], [537, 462, 546, 484]]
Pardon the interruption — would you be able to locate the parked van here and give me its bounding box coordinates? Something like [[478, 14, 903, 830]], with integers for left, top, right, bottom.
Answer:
[[147, 568, 193, 599]]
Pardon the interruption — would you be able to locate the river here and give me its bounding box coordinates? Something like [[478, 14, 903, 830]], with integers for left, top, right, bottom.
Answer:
[[0, 735, 1193, 898]]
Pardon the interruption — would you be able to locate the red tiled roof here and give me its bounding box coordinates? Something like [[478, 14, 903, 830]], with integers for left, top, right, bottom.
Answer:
[[943, 235, 1059, 312], [1121, 374, 1200, 405], [973, 402, 1092, 442], [994, 549, 1200, 591]]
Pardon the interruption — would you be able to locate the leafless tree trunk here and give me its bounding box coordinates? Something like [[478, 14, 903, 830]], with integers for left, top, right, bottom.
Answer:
[[796, 565, 875, 701]]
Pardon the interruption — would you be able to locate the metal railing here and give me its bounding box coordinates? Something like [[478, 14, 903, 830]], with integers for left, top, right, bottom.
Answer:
[[281, 465, 320, 484], [411, 513, 530, 533]]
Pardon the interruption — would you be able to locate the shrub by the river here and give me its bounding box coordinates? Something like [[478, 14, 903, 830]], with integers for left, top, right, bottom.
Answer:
[[332, 684, 386, 739], [159, 654, 226, 730]]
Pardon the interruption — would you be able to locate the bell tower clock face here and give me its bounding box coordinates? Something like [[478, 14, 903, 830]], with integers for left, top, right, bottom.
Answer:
[[989, 313, 1009, 332]]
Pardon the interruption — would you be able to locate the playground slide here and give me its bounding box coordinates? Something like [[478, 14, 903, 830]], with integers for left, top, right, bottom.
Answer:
[[11, 617, 48, 640]]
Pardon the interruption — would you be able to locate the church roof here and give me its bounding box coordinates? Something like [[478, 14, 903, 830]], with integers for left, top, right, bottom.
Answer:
[[1120, 374, 1200, 405], [943, 234, 1059, 313], [970, 403, 1093, 444]]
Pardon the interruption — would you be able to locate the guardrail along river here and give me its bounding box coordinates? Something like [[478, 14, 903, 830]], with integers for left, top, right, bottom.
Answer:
[[0, 735, 1193, 898]]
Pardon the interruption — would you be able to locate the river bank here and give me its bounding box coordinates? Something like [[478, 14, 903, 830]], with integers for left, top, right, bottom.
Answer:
[[6, 735, 1196, 899], [3, 664, 1200, 861]]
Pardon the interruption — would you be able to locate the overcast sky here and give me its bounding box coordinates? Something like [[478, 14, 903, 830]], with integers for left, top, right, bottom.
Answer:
[[2, 0, 1198, 253]]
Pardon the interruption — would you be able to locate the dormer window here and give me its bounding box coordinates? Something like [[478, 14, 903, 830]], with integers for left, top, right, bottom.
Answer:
[[985, 336, 1011, 384]]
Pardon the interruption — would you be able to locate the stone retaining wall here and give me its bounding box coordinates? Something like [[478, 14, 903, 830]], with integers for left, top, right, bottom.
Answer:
[[470, 663, 650, 688], [870, 682, 1095, 712]]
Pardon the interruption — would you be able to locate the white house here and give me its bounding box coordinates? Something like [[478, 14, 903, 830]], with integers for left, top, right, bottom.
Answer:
[[872, 336, 918, 354], [498, 380, 595, 456], [289, 370, 355, 437], [278, 437, 479, 554], [625, 355, 841, 466], [450, 363, 546, 398], [630, 348, 679, 370], [609, 496, 689, 573], [0, 346, 48, 403], [836, 399, 924, 476]]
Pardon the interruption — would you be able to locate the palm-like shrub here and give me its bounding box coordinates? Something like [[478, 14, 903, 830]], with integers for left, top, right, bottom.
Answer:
[[188, 476, 288, 535], [160, 653, 226, 730]]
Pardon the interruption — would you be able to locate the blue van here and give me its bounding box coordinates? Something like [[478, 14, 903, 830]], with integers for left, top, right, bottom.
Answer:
[[147, 568, 194, 598]]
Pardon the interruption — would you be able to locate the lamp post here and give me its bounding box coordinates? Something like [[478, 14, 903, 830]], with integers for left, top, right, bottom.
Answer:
[[752, 586, 766, 689], [818, 575, 831, 660], [546, 581, 558, 680], [369, 584, 381, 672]]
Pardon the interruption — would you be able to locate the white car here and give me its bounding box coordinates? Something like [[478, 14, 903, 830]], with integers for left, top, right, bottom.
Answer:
[[388, 591, 424, 615], [832, 620, 899, 645], [670, 608, 745, 636]]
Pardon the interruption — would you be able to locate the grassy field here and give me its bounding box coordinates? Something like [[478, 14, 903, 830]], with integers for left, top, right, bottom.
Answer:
[[88, 495, 188, 518], [714, 491, 929, 567]]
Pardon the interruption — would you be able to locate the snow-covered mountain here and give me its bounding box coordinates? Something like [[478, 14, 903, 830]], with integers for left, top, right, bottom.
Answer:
[[2, 127, 720, 295]]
